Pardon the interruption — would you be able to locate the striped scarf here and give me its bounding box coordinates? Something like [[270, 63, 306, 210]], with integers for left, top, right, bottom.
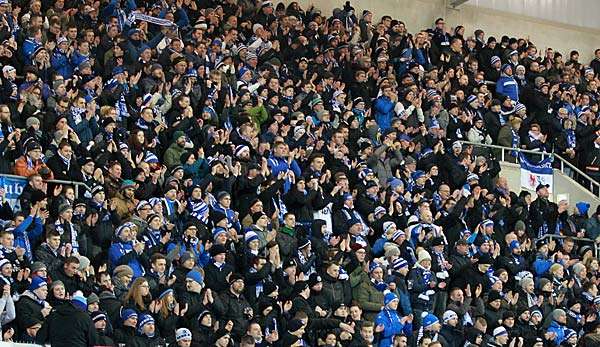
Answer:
[[54, 220, 79, 254], [188, 197, 209, 224]]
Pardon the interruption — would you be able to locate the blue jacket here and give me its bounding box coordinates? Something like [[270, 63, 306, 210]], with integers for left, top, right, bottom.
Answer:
[[374, 95, 395, 131], [533, 256, 553, 277], [68, 111, 99, 146], [496, 74, 519, 101], [267, 155, 301, 193], [166, 241, 210, 268], [13, 215, 44, 261], [22, 38, 41, 65], [108, 241, 145, 279], [372, 237, 388, 256], [547, 320, 566, 345], [51, 50, 74, 79], [375, 308, 412, 347], [70, 51, 90, 69], [212, 204, 242, 233]]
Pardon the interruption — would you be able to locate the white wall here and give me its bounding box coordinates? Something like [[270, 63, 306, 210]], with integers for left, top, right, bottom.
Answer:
[[469, 0, 600, 31], [287, 0, 600, 61]]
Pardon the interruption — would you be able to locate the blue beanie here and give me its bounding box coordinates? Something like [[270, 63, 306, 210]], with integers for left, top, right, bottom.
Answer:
[[29, 276, 47, 291], [422, 312, 440, 329], [158, 288, 174, 300], [384, 291, 398, 306], [71, 293, 87, 311], [392, 257, 408, 270], [576, 202, 590, 215], [369, 262, 382, 274], [509, 240, 520, 251], [137, 313, 155, 336], [501, 64, 512, 74], [186, 270, 204, 285], [121, 308, 138, 321], [212, 227, 227, 240]]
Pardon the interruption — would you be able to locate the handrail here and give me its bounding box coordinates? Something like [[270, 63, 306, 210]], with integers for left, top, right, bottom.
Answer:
[[536, 234, 599, 258], [461, 141, 600, 196], [0, 173, 91, 199]]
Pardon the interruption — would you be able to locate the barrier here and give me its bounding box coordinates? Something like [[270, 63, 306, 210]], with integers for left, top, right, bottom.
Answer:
[[536, 234, 600, 259], [461, 141, 600, 197], [0, 173, 91, 211]]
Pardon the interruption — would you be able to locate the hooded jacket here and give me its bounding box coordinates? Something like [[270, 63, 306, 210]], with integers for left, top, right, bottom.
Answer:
[[35, 301, 99, 347]]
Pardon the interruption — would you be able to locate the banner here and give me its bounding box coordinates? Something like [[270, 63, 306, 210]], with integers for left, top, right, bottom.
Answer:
[[519, 153, 553, 193], [0, 176, 27, 211]]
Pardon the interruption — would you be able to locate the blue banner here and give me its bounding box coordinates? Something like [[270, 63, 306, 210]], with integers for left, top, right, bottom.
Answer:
[[0, 176, 27, 211], [519, 153, 553, 192]]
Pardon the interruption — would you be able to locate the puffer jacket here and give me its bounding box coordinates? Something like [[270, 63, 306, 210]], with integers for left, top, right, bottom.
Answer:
[[354, 280, 385, 321], [320, 272, 352, 311]]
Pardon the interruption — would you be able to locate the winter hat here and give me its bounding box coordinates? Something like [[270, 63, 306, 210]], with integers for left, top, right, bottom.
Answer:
[[552, 308, 566, 321], [0, 259, 11, 271], [91, 311, 107, 323], [29, 276, 47, 291], [490, 56, 501, 65], [565, 328, 576, 340], [391, 230, 406, 240], [530, 307, 542, 318], [186, 270, 204, 285], [180, 251, 196, 265], [228, 273, 244, 285], [493, 326, 508, 337], [298, 238, 311, 250], [287, 319, 305, 333], [514, 103, 526, 113], [384, 291, 399, 306], [244, 231, 258, 243], [374, 206, 387, 216], [576, 201, 590, 215], [263, 281, 278, 296], [251, 212, 267, 224], [383, 221, 396, 236], [417, 249, 432, 263], [137, 313, 155, 335], [87, 293, 99, 305], [212, 227, 228, 240], [488, 290, 503, 303], [422, 312, 439, 329], [209, 244, 227, 257], [176, 328, 192, 342], [159, 288, 174, 300], [113, 265, 134, 278], [72, 293, 87, 311], [481, 219, 494, 228], [392, 257, 408, 270], [120, 180, 136, 190], [443, 310, 458, 323], [369, 262, 382, 274], [57, 203, 72, 215], [308, 273, 322, 287], [509, 240, 520, 251], [121, 308, 138, 321]]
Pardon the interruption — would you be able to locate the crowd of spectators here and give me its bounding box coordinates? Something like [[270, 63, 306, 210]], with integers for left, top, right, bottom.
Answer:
[[1, 0, 600, 346]]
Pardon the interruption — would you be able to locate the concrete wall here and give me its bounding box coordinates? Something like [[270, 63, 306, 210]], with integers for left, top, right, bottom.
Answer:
[[288, 0, 600, 61], [500, 162, 600, 212]]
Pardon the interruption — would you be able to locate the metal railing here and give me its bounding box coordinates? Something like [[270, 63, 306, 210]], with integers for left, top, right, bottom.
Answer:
[[537, 234, 600, 259], [0, 173, 91, 199], [461, 141, 600, 197]]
